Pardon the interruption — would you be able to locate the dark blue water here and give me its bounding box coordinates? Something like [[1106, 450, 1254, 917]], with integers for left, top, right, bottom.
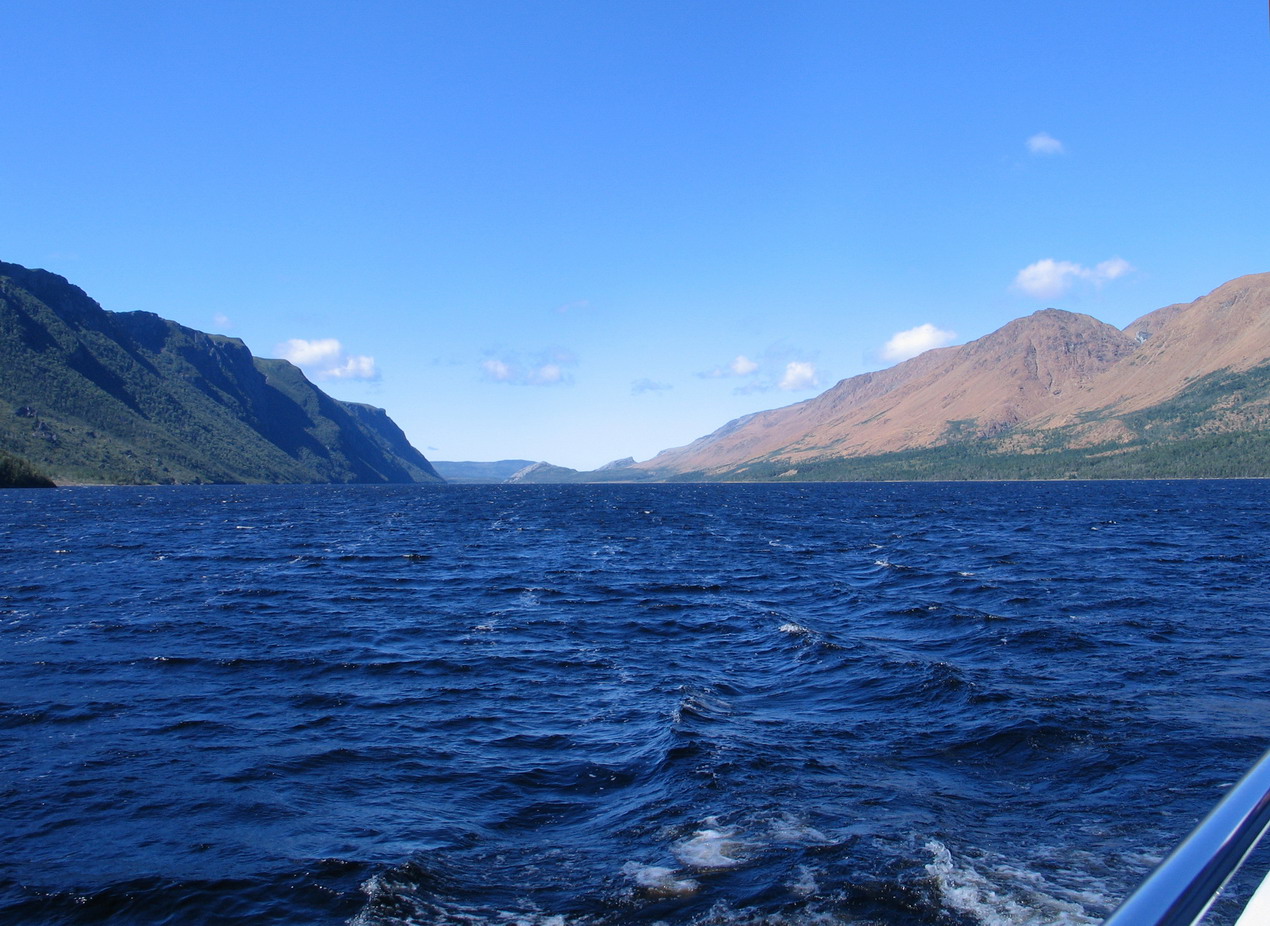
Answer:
[[3, 481, 1269, 925]]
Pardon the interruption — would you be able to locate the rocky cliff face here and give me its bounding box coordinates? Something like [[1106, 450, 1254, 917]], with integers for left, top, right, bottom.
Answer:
[[1046, 274, 1270, 424], [0, 260, 442, 485], [637, 272, 1270, 477]]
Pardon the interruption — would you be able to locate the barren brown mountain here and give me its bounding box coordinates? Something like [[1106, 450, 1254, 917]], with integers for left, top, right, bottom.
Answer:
[[1041, 273, 1270, 425], [635, 272, 1270, 478]]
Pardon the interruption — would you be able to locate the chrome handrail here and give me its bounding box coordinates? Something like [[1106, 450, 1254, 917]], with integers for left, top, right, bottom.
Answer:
[[1103, 748, 1270, 926]]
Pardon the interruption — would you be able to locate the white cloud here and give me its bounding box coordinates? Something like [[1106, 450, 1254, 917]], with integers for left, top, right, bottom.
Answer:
[[483, 358, 513, 381], [327, 355, 379, 379], [1013, 257, 1135, 300], [278, 338, 379, 380], [1094, 257, 1132, 281], [280, 338, 341, 365], [1014, 259, 1084, 299], [212, 313, 232, 330], [481, 348, 577, 386], [778, 361, 819, 391], [533, 363, 563, 385], [702, 346, 821, 393], [881, 324, 957, 363], [1027, 132, 1065, 155]]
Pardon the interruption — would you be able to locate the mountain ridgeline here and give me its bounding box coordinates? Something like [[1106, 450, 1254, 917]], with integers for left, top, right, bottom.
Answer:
[[621, 272, 1270, 481], [0, 260, 442, 486], [501, 271, 1270, 484], [7, 260, 1270, 486]]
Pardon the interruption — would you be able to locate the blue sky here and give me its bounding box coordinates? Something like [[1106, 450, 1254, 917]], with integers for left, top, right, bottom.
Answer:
[[3, 1, 1268, 470]]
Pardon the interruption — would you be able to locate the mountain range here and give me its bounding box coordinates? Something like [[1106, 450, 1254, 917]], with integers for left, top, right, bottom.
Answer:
[[0, 260, 442, 486], [6, 261, 1269, 486], [622, 272, 1270, 481]]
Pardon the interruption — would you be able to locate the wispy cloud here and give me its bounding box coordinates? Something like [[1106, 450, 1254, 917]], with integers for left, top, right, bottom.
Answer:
[[1027, 132, 1065, 155], [1095, 256, 1132, 280], [631, 378, 673, 396], [701, 348, 820, 394], [277, 338, 379, 380], [702, 354, 760, 379], [212, 313, 232, 331], [482, 358, 514, 381], [1013, 257, 1133, 300], [880, 323, 957, 364], [481, 348, 578, 386]]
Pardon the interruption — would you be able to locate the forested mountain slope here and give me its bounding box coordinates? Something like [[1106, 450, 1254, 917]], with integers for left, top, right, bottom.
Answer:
[[0, 260, 442, 485]]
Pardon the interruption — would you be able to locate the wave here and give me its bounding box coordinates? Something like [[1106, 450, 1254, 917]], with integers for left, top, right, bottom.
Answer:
[[924, 840, 1109, 925], [346, 826, 1119, 926], [5, 481, 1269, 925]]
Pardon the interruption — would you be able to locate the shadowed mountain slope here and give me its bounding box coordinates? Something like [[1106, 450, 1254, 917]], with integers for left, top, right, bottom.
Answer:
[[0, 260, 442, 485]]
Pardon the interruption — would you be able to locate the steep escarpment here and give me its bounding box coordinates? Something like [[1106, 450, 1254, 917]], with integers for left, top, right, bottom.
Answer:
[[0, 260, 442, 485]]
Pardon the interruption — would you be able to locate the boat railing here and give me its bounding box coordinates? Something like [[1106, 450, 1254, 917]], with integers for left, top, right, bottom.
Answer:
[[1102, 748, 1270, 926]]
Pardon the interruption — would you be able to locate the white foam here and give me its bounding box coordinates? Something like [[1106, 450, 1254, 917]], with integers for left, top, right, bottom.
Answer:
[[788, 864, 819, 898], [925, 840, 1100, 926], [778, 622, 810, 635], [351, 877, 578, 926], [674, 822, 745, 869], [621, 862, 700, 897], [767, 813, 832, 845]]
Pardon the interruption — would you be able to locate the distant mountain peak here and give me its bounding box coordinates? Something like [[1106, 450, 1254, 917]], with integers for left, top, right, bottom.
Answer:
[[596, 456, 635, 470], [505, 461, 579, 483]]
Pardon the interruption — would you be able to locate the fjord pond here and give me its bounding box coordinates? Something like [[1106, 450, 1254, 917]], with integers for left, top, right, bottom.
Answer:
[[2, 481, 1269, 925]]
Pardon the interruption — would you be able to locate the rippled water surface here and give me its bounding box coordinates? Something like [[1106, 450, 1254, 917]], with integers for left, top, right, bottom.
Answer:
[[3, 481, 1270, 925]]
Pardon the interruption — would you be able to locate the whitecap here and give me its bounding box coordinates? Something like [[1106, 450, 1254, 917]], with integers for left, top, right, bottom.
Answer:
[[767, 813, 832, 845], [788, 864, 819, 898], [925, 840, 1101, 925], [673, 822, 745, 869], [621, 862, 699, 897], [672, 692, 731, 725]]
